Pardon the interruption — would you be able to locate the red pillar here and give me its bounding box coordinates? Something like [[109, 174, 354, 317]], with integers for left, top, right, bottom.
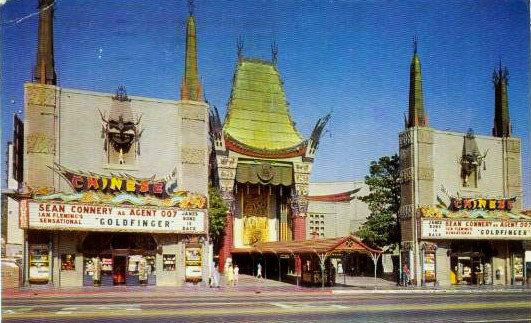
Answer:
[[218, 211, 233, 273], [292, 215, 306, 274], [292, 215, 306, 241], [295, 255, 302, 276]]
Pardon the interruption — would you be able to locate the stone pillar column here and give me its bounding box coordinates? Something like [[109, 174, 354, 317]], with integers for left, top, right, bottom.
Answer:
[[292, 215, 306, 241], [219, 211, 233, 273], [24, 84, 57, 192]]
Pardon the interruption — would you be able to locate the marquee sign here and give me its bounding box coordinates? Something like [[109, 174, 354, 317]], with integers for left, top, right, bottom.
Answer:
[[450, 198, 515, 211], [50, 163, 177, 197], [22, 201, 206, 234], [421, 219, 530, 240]]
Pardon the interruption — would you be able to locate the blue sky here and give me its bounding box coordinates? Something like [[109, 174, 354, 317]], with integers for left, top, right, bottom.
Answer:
[[1, 0, 529, 206]]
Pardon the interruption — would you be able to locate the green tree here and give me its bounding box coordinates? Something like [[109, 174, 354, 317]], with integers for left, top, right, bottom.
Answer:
[[208, 186, 228, 250], [356, 154, 400, 248]]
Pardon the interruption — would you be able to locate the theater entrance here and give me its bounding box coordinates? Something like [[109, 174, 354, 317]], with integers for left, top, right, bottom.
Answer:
[[113, 256, 126, 285], [82, 232, 157, 286], [449, 241, 493, 286]]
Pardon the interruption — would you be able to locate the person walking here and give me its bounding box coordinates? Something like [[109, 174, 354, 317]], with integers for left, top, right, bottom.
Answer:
[[233, 265, 239, 286], [403, 263, 411, 286], [256, 263, 262, 279]]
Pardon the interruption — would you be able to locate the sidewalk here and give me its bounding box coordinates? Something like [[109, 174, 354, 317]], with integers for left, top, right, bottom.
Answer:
[[2, 274, 528, 299]]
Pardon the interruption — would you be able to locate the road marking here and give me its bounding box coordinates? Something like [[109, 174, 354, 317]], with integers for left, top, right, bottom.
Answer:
[[270, 302, 348, 310], [3, 301, 529, 320], [3, 310, 16, 314], [56, 311, 73, 315], [464, 320, 531, 323], [270, 302, 292, 309]]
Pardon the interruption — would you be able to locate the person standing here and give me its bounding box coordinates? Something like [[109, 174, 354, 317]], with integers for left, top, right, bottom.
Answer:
[[226, 264, 234, 287], [256, 263, 262, 279], [92, 257, 101, 287], [212, 264, 220, 288], [233, 265, 239, 286]]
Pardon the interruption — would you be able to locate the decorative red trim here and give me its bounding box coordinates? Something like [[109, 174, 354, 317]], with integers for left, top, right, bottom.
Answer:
[[307, 190, 358, 202], [224, 135, 306, 159]]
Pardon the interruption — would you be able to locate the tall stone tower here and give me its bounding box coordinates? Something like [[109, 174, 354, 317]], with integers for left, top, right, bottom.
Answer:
[[24, 0, 58, 191], [492, 63, 521, 209], [492, 63, 511, 137], [34, 0, 56, 85], [407, 38, 428, 128], [399, 40, 434, 285], [180, 1, 203, 102]]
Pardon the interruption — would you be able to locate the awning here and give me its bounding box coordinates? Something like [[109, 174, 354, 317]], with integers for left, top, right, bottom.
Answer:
[[232, 235, 381, 256], [235, 162, 293, 186], [306, 188, 361, 203]]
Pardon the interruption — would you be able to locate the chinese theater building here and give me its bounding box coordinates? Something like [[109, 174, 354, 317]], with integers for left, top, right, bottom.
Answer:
[[17, 0, 209, 287], [398, 42, 528, 287], [210, 43, 331, 274]]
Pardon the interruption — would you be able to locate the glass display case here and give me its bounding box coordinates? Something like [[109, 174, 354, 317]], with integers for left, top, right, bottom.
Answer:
[[423, 252, 436, 283], [61, 254, 76, 271], [185, 247, 202, 281], [163, 254, 176, 271], [29, 244, 49, 283]]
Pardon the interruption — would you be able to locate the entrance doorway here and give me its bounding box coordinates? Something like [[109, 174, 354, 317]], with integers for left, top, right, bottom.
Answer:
[[82, 232, 158, 286], [113, 256, 126, 285], [449, 240, 494, 285]]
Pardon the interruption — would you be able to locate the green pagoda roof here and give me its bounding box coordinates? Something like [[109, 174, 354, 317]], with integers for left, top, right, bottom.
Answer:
[[223, 58, 305, 153]]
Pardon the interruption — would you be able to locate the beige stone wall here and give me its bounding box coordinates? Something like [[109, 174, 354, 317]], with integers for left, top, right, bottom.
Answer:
[[56, 232, 83, 287], [399, 126, 524, 287], [431, 130, 522, 209], [398, 128, 523, 216], [24, 83, 57, 190], [6, 196, 23, 247], [23, 85, 209, 287], [24, 84, 209, 196], [306, 181, 371, 239], [154, 235, 183, 286], [434, 241, 450, 287]]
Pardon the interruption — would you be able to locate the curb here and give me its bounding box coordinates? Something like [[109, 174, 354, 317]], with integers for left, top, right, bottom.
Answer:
[[331, 288, 529, 295], [1, 288, 334, 299]]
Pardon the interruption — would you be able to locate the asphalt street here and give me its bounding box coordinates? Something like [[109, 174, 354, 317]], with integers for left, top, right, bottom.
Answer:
[[2, 290, 530, 322]]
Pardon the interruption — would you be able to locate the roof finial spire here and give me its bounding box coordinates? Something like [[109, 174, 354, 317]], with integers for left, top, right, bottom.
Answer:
[[407, 35, 427, 128], [237, 35, 244, 60], [492, 60, 511, 137], [34, 0, 57, 85], [187, 0, 194, 16], [271, 40, 278, 64], [180, 0, 203, 101]]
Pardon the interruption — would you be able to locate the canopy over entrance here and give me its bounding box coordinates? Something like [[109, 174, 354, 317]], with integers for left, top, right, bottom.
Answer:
[[233, 235, 381, 256], [232, 236, 382, 287]]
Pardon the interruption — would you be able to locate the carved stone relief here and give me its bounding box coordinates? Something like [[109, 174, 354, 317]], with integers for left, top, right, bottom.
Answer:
[[294, 173, 309, 184], [181, 106, 206, 121], [182, 147, 205, 165], [294, 162, 312, 174], [400, 167, 413, 183], [217, 156, 237, 168], [219, 169, 236, 180], [417, 128, 434, 144], [418, 167, 434, 181], [399, 204, 415, 219], [27, 85, 56, 107], [399, 131, 413, 148], [27, 132, 55, 154]]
